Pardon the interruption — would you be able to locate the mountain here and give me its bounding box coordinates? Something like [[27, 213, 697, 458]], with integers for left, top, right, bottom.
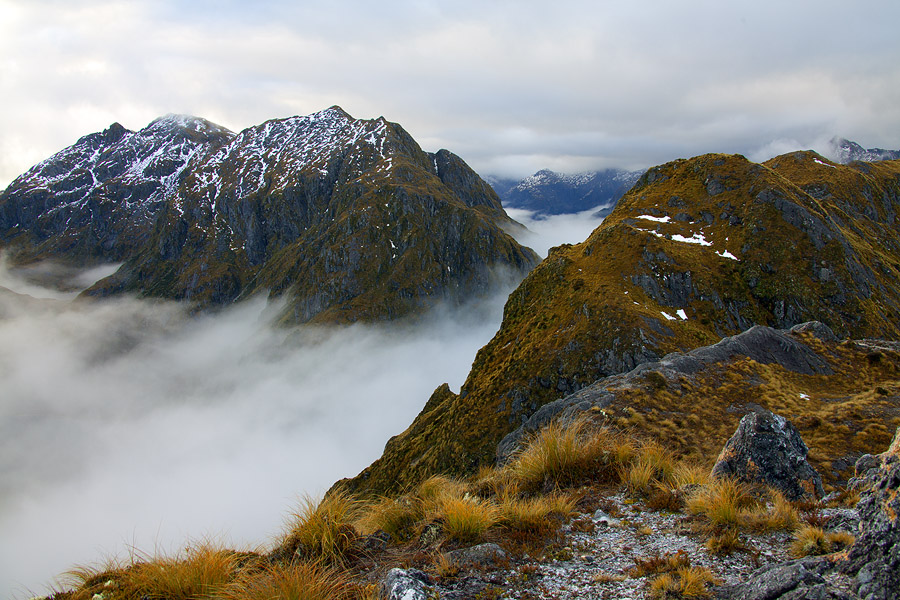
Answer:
[[489, 168, 643, 216], [343, 150, 900, 494], [0, 107, 538, 323], [830, 137, 900, 164]]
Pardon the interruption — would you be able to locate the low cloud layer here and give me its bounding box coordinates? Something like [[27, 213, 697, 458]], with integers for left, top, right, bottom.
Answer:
[[505, 206, 608, 258], [0, 263, 517, 598]]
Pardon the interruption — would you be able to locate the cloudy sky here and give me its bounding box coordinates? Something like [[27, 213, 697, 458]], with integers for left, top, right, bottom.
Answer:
[[1, 0, 899, 189]]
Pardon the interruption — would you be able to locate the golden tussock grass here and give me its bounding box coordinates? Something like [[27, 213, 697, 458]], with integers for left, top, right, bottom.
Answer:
[[223, 562, 353, 600], [790, 525, 855, 557], [356, 495, 421, 541], [497, 493, 575, 535], [280, 489, 362, 567], [649, 566, 719, 599], [508, 419, 627, 491], [437, 495, 500, 543], [64, 542, 260, 600], [686, 478, 756, 531], [627, 549, 691, 578]]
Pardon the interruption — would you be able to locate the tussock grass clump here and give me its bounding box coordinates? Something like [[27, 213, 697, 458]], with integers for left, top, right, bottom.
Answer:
[[627, 549, 691, 578], [704, 529, 745, 555], [438, 495, 500, 543], [686, 478, 756, 531], [357, 495, 421, 542], [624, 460, 658, 496], [649, 566, 719, 598], [742, 489, 801, 532], [509, 420, 626, 491], [498, 493, 575, 534], [280, 490, 362, 567], [417, 475, 470, 513], [790, 525, 855, 557], [224, 562, 352, 600], [64, 542, 256, 600], [671, 462, 711, 488]]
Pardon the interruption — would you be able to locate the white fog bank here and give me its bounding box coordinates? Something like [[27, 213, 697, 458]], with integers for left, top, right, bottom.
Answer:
[[0, 265, 516, 598], [505, 206, 608, 258]]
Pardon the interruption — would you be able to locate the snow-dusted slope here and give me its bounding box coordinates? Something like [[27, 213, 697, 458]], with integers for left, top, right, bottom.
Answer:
[[0, 107, 537, 323], [497, 168, 643, 216]]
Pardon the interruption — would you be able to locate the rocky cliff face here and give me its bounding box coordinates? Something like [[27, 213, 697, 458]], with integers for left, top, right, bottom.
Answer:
[[0, 107, 538, 323], [344, 151, 900, 495]]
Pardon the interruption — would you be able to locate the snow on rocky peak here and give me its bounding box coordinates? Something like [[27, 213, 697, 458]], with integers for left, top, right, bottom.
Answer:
[[193, 106, 394, 201]]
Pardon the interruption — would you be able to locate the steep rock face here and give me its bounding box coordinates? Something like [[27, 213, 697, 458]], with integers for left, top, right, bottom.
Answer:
[[0, 107, 538, 323], [344, 152, 900, 495], [495, 168, 642, 216]]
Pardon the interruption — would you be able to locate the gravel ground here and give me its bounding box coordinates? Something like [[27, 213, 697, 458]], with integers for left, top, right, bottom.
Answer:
[[428, 490, 857, 600]]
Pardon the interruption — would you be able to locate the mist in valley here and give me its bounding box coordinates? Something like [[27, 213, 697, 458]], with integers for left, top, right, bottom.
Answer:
[[0, 208, 604, 598]]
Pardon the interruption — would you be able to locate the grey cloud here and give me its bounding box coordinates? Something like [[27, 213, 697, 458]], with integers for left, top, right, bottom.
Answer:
[[3, 1, 900, 188]]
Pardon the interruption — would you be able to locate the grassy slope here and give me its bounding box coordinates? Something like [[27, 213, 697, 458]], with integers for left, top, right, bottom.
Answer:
[[343, 153, 900, 495]]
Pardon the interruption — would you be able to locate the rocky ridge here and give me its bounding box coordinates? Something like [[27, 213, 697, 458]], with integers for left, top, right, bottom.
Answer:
[[344, 152, 900, 495], [0, 108, 538, 323]]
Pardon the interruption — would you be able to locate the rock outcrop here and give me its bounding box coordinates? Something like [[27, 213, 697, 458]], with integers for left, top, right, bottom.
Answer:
[[711, 409, 825, 500], [717, 427, 900, 600]]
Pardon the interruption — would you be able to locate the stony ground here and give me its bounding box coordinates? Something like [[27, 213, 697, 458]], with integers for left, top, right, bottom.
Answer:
[[397, 488, 858, 600]]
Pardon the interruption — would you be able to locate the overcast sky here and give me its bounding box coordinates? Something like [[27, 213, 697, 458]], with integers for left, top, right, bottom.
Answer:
[[1, 1, 899, 187]]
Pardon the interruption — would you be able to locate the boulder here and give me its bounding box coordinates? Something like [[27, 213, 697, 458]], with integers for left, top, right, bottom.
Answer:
[[716, 426, 900, 600], [379, 568, 431, 600], [443, 542, 507, 568], [711, 409, 824, 500]]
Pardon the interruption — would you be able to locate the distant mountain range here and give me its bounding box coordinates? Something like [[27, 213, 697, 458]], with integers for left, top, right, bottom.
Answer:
[[487, 168, 643, 216], [830, 137, 900, 164], [489, 138, 900, 219], [0, 107, 538, 323]]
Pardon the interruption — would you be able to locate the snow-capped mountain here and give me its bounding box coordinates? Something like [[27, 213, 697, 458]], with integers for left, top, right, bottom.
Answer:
[[490, 168, 643, 216], [0, 107, 538, 323], [830, 137, 900, 164]]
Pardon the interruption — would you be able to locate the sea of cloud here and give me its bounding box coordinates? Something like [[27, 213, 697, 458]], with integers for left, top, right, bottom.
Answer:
[[0, 206, 607, 597], [0, 264, 515, 597]]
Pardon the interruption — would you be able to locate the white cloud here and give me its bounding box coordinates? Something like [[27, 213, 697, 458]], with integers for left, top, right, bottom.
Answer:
[[504, 206, 607, 258], [0, 261, 517, 598]]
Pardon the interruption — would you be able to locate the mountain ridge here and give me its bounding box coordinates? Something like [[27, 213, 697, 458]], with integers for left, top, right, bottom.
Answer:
[[343, 150, 900, 494], [0, 107, 539, 323]]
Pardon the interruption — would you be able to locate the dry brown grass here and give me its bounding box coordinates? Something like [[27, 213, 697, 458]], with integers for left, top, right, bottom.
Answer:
[[508, 420, 625, 491], [627, 549, 691, 578], [280, 490, 362, 567], [63, 542, 260, 600], [649, 566, 719, 599], [790, 525, 855, 557], [356, 495, 421, 542], [223, 562, 353, 600], [686, 478, 756, 531], [437, 495, 500, 543]]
